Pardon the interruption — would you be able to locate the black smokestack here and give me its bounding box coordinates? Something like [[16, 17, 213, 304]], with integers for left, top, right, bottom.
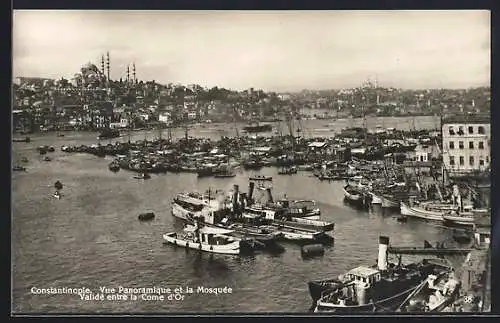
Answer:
[[266, 187, 274, 204], [240, 193, 247, 209], [248, 182, 255, 202], [233, 184, 239, 211]]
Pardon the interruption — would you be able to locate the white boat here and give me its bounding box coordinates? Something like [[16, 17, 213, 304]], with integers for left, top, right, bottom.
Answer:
[[53, 192, 61, 199], [343, 185, 363, 202], [370, 192, 382, 204], [400, 202, 444, 222], [163, 225, 241, 255], [381, 195, 400, 208], [171, 192, 230, 221]]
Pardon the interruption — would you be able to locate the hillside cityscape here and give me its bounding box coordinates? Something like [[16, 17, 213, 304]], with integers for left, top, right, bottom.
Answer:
[[13, 54, 490, 133]]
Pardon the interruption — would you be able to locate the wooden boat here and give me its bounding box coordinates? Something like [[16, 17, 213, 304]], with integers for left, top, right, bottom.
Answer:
[[400, 202, 444, 222], [380, 195, 400, 209], [133, 172, 151, 180], [138, 212, 155, 221], [249, 175, 273, 181], [13, 137, 30, 143], [370, 192, 382, 204], [44, 156, 52, 161], [278, 166, 298, 175], [342, 185, 369, 208], [261, 224, 326, 241], [398, 271, 460, 312], [442, 212, 475, 226], [54, 181, 63, 190], [162, 225, 241, 255], [108, 162, 120, 172], [13, 166, 26, 171], [274, 217, 334, 233]]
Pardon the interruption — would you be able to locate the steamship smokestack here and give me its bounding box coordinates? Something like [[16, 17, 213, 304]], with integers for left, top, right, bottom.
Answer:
[[377, 236, 389, 271], [248, 182, 255, 203], [233, 184, 239, 211], [266, 187, 274, 204], [240, 193, 247, 209]]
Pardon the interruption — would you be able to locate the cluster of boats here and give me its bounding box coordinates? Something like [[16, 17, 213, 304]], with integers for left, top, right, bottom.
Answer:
[[163, 181, 335, 255]]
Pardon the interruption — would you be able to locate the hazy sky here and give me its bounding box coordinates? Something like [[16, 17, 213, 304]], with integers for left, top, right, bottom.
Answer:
[[13, 10, 490, 91]]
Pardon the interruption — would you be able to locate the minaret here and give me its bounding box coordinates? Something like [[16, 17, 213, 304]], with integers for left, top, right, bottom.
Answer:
[[106, 52, 110, 84], [101, 55, 105, 75], [126, 65, 130, 84], [133, 63, 136, 83]]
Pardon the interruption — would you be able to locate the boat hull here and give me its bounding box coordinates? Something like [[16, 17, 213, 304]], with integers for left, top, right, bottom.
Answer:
[[442, 214, 475, 226], [370, 193, 382, 204], [381, 195, 400, 209], [400, 202, 444, 222], [162, 233, 240, 255], [314, 284, 419, 313]]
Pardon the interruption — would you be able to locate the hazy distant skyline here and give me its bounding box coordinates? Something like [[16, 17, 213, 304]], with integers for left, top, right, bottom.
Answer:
[[13, 10, 490, 92]]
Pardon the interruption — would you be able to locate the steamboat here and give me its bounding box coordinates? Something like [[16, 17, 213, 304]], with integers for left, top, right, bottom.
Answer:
[[309, 236, 452, 312]]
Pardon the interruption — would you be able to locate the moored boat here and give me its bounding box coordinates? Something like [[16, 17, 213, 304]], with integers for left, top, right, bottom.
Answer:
[[399, 202, 444, 222], [133, 172, 151, 180], [249, 175, 273, 181], [53, 191, 61, 199], [13, 165, 26, 172], [162, 225, 241, 255], [442, 212, 475, 226], [311, 236, 453, 312]]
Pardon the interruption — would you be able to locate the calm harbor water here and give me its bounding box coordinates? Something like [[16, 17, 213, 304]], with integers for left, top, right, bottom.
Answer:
[[12, 116, 455, 314]]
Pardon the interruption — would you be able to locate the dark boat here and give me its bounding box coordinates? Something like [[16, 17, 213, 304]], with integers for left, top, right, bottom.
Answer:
[[54, 181, 63, 190], [249, 175, 273, 181], [278, 166, 298, 175], [98, 128, 121, 139], [138, 212, 155, 221], [196, 167, 215, 177], [109, 162, 120, 172], [13, 137, 31, 143], [452, 230, 472, 244], [48, 146, 55, 152], [310, 236, 452, 313], [242, 122, 272, 133], [342, 185, 370, 208], [44, 156, 52, 161], [242, 159, 264, 170], [13, 165, 26, 172]]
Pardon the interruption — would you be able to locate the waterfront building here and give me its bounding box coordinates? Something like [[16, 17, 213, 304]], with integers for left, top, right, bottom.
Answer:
[[442, 114, 490, 176]]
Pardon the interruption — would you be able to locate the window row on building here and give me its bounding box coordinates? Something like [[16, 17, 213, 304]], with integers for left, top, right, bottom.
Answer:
[[448, 155, 489, 167], [448, 125, 486, 136], [448, 140, 489, 150]]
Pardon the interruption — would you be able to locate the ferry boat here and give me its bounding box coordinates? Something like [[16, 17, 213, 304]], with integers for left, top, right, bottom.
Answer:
[[163, 224, 241, 255], [310, 237, 452, 312], [171, 191, 230, 221]]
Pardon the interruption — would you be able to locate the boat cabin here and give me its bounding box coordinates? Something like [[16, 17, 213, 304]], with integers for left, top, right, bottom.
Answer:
[[184, 225, 235, 245], [343, 266, 382, 287]]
